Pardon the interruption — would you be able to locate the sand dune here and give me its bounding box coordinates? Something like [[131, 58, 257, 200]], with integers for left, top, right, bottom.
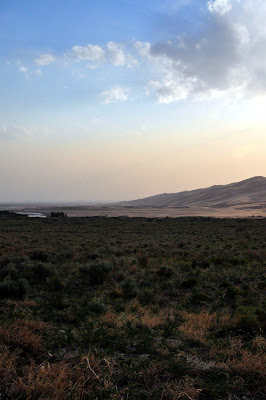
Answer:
[[120, 176, 266, 209]]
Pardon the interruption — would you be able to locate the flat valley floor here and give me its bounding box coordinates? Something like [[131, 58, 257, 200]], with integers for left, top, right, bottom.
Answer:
[[1, 203, 266, 218]]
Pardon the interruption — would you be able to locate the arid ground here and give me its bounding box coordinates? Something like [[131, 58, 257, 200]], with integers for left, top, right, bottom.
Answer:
[[0, 204, 265, 218], [0, 216, 265, 399]]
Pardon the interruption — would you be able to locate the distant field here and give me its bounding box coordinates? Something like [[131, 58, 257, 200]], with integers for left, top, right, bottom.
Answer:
[[1, 203, 266, 218], [0, 216, 265, 399]]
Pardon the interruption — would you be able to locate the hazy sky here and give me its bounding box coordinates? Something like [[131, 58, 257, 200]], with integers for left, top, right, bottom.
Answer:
[[0, 0, 265, 202]]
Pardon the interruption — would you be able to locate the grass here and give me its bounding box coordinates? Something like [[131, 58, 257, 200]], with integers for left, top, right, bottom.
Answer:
[[0, 215, 265, 399]]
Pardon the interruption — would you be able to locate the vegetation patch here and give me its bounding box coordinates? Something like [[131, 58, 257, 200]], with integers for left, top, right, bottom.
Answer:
[[0, 216, 265, 399]]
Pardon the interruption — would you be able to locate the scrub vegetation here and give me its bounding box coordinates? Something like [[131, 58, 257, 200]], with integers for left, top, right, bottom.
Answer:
[[0, 216, 265, 399]]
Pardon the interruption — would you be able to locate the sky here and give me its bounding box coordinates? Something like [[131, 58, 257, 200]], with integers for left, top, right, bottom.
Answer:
[[0, 0, 265, 202]]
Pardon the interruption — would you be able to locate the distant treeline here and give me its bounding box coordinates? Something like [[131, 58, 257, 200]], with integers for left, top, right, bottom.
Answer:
[[0, 211, 21, 218], [50, 212, 67, 218]]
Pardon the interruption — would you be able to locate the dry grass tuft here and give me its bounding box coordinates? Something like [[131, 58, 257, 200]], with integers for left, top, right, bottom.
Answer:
[[252, 335, 266, 352], [140, 308, 167, 329], [221, 337, 266, 378], [101, 303, 171, 330], [0, 347, 17, 388], [178, 311, 216, 345], [228, 350, 266, 377], [0, 351, 118, 400], [162, 376, 202, 400], [0, 319, 51, 354]]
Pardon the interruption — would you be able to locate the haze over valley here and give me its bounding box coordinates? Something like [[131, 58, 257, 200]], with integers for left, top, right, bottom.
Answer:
[[1, 176, 265, 217]]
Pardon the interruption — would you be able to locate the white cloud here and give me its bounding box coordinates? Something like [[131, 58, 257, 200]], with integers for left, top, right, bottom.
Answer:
[[68, 42, 138, 68], [106, 42, 138, 67], [35, 68, 42, 76], [17, 61, 45, 78], [71, 44, 105, 62], [14, 0, 265, 105], [0, 123, 32, 140], [134, 41, 151, 57], [18, 65, 29, 78], [126, 54, 139, 68], [146, 72, 196, 103], [100, 87, 129, 104], [106, 41, 126, 66], [0, 124, 8, 138], [35, 53, 55, 66], [234, 23, 250, 48], [140, 0, 266, 103], [207, 0, 232, 16]]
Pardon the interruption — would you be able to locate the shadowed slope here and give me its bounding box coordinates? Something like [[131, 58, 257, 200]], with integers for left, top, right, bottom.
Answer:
[[122, 177, 266, 208]]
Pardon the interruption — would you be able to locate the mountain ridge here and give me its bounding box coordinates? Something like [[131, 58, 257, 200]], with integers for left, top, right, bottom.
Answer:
[[120, 176, 266, 208]]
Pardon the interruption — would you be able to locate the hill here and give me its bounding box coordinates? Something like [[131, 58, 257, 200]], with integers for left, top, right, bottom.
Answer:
[[121, 176, 266, 209]]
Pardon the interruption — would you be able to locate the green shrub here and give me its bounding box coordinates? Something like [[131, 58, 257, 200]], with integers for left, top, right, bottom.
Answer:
[[81, 261, 113, 285], [0, 255, 28, 268], [0, 278, 29, 299], [191, 292, 209, 304], [220, 281, 232, 289], [121, 278, 138, 299], [0, 264, 18, 280], [79, 265, 90, 274], [220, 281, 238, 300], [18, 278, 29, 297], [180, 278, 198, 289], [49, 274, 65, 290], [137, 252, 149, 267], [192, 260, 209, 269], [32, 263, 53, 282], [86, 252, 102, 261], [156, 266, 173, 279], [55, 251, 74, 262], [30, 250, 49, 262], [138, 288, 155, 305], [235, 306, 262, 334], [114, 270, 125, 282], [0, 280, 18, 298], [87, 300, 106, 314]]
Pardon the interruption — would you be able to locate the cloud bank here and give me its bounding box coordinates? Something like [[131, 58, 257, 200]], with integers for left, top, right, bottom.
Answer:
[[15, 0, 266, 104], [144, 0, 266, 102]]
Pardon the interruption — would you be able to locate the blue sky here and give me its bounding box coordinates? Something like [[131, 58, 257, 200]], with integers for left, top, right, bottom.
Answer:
[[0, 0, 265, 201]]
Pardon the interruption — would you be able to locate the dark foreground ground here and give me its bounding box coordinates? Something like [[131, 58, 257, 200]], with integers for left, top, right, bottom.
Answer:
[[0, 216, 265, 399]]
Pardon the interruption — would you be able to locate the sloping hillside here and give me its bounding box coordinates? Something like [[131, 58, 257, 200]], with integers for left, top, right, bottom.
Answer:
[[122, 176, 266, 208]]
